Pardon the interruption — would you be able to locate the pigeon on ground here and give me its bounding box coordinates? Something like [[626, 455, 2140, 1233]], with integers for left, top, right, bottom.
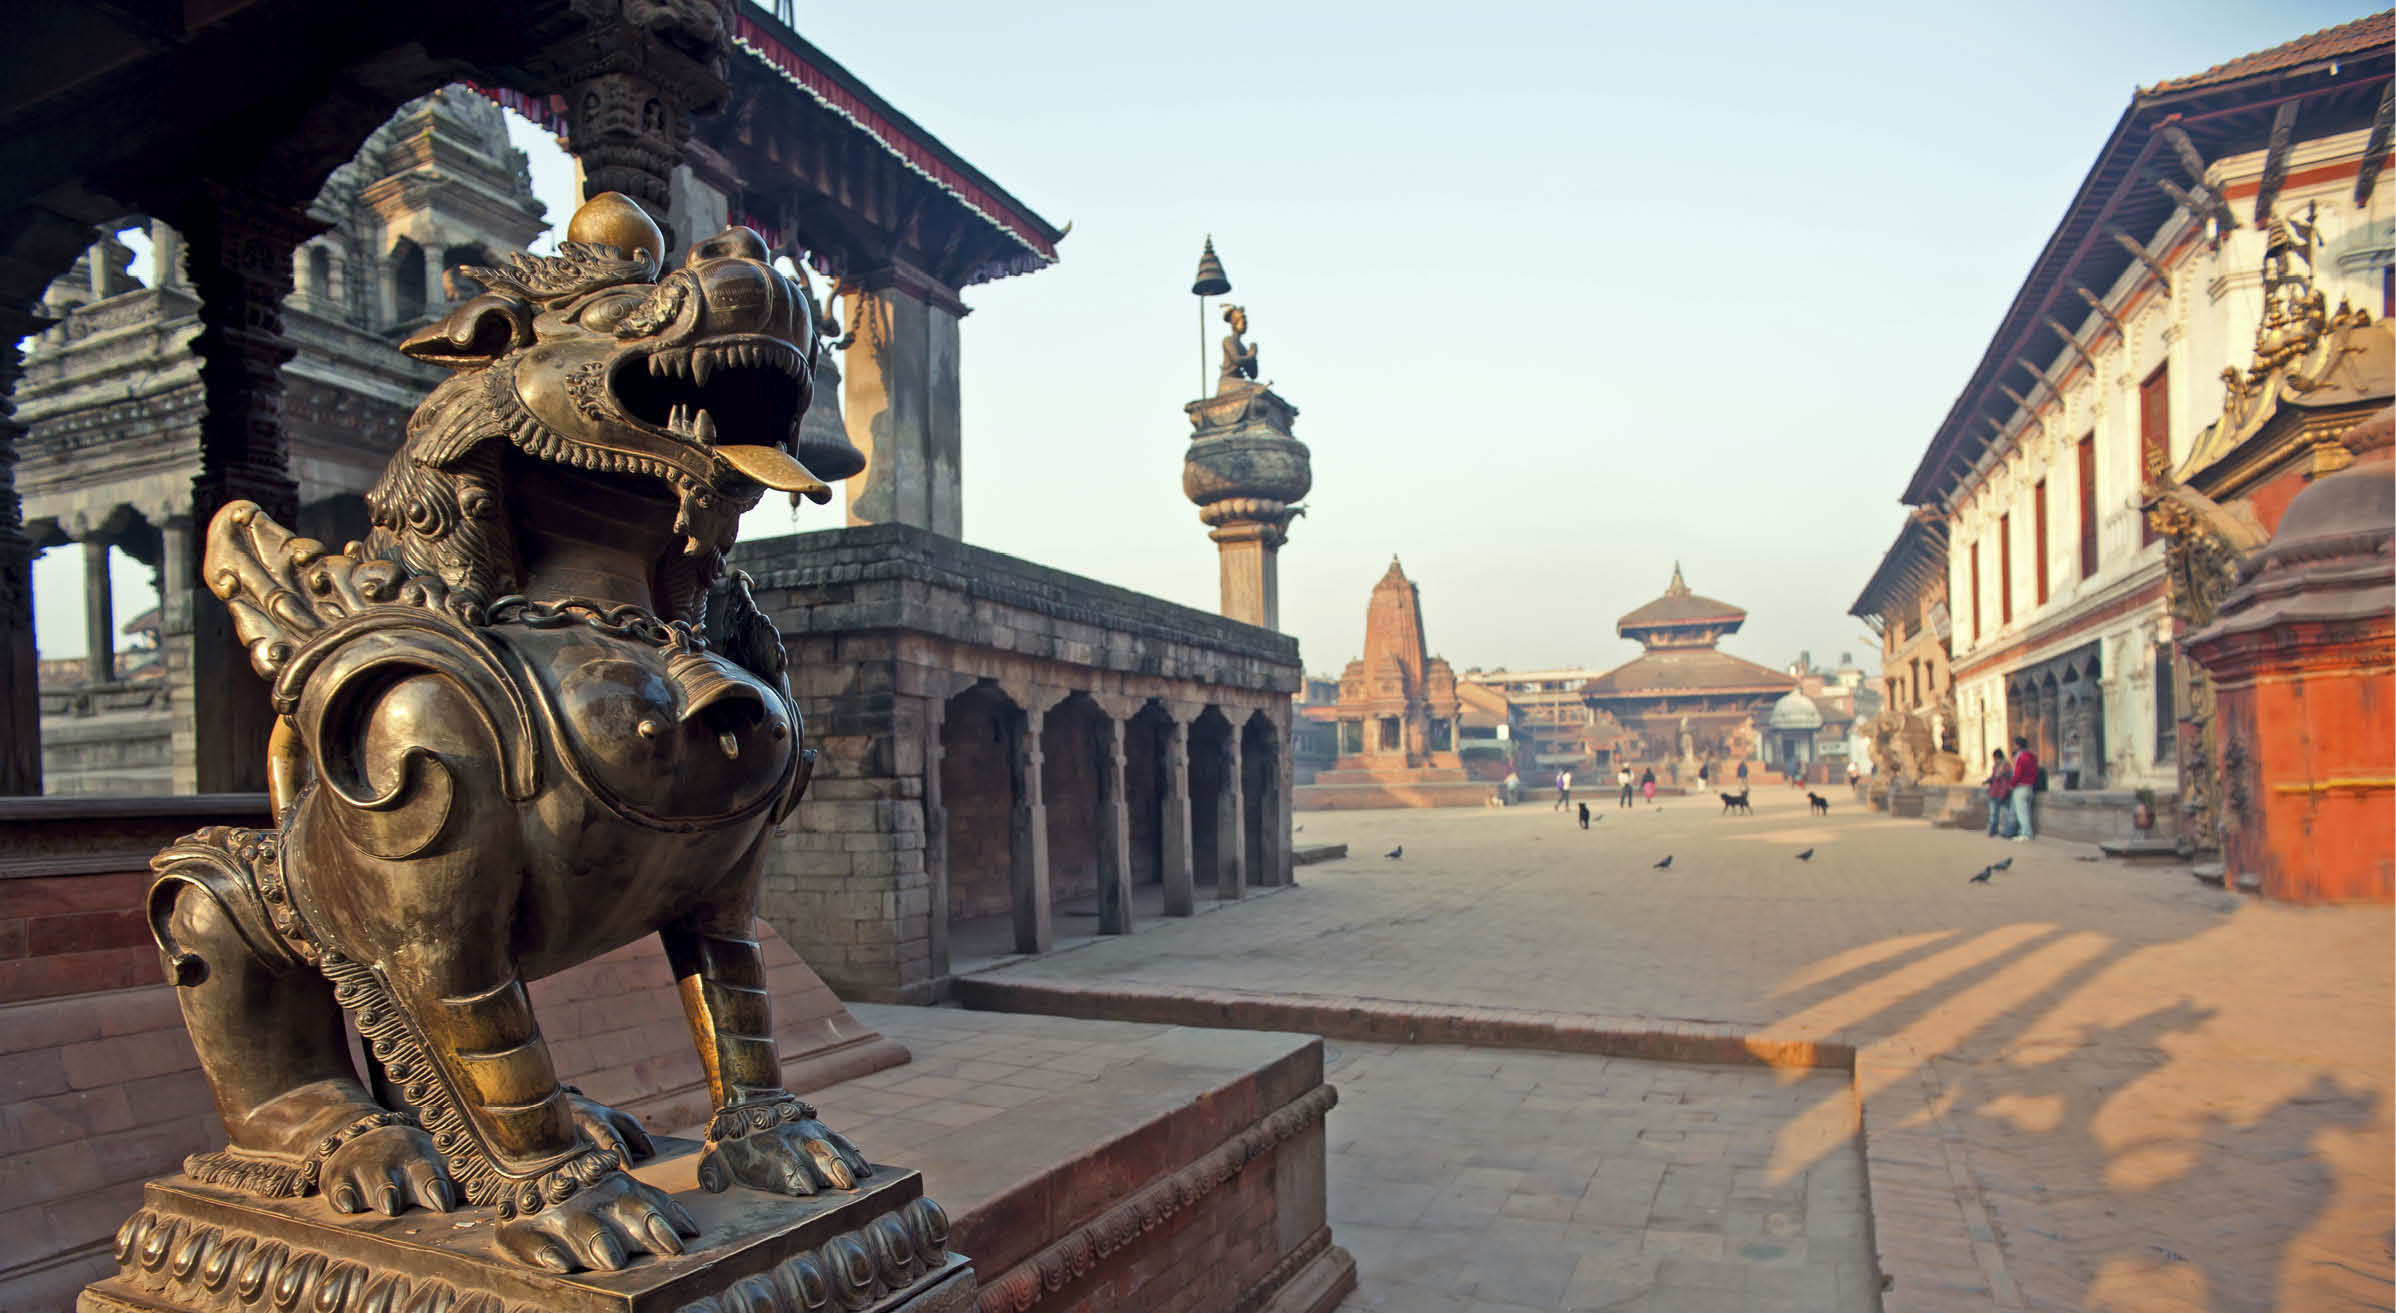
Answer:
[[1652, 856, 1673, 870], [1968, 866, 1993, 884], [1384, 845, 1403, 859], [1295, 825, 1304, 833], [1795, 849, 1814, 862], [1991, 857, 2013, 871]]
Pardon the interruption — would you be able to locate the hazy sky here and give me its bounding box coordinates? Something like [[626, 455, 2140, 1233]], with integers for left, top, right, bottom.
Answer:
[[31, 1, 2378, 682]]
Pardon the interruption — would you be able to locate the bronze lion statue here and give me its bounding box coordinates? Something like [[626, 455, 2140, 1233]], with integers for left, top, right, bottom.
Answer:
[[149, 193, 864, 1274]]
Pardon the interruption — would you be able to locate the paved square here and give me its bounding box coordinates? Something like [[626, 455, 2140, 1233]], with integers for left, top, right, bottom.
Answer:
[[974, 792, 2396, 1312], [1323, 1041, 1875, 1313]]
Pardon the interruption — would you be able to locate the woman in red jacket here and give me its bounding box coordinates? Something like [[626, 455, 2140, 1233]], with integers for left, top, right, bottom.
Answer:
[[2009, 737, 2039, 841]]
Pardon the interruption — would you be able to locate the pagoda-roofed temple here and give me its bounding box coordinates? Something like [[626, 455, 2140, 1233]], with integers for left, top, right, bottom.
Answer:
[[1582, 564, 1795, 781]]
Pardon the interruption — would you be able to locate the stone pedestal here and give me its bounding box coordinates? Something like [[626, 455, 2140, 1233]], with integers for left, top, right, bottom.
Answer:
[[1183, 387, 1308, 631], [81, 1145, 973, 1313], [2181, 450, 2394, 902]]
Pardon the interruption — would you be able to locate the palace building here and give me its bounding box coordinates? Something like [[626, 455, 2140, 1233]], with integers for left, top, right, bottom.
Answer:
[[1863, 14, 2393, 852]]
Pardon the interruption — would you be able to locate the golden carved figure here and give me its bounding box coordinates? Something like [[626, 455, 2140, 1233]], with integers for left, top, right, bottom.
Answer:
[[148, 193, 865, 1275]]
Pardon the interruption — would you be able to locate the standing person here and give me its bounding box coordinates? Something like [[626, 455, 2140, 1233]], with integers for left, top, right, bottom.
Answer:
[[1577, 802, 1590, 830], [2010, 736, 2039, 841], [1503, 769, 1520, 806], [1640, 766, 1657, 803], [1984, 748, 2015, 838], [1617, 765, 1635, 808], [1847, 760, 1862, 796], [1736, 758, 1749, 790], [1698, 761, 1711, 789]]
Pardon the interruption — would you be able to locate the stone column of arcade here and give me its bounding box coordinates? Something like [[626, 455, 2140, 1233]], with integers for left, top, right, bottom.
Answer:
[[840, 268, 965, 537], [1010, 689, 1066, 954], [1093, 697, 1137, 935], [169, 187, 316, 793], [1215, 715, 1247, 901], [1159, 702, 1200, 916], [81, 536, 114, 684]]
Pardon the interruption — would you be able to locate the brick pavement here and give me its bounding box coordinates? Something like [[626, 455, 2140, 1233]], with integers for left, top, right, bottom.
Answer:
[[967, 795, 2395, 1313]]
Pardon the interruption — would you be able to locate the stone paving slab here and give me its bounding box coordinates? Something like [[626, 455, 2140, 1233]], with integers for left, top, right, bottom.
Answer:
[[965, 799, 2395, 1313], [1321, 1040, 1878, 1313]]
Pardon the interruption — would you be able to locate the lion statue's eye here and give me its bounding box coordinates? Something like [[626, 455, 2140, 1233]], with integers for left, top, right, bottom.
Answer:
[[576, 293, 646, 332]]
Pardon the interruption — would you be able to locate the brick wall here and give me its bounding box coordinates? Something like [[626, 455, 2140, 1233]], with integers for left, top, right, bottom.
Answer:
[[0, 872, 161, 1003], [1041, 706, 1102, 910], [941, 700, 1013, 922]]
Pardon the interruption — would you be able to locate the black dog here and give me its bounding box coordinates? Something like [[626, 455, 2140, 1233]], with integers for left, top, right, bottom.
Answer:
[[1807, 792, 1830, 815], [1720, 789, 1751, 815], [1577, 802, 1590, 829]]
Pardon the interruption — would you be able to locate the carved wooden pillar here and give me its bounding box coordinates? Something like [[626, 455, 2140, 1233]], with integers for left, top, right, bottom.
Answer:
[[81, 537, 114, 685], [1095, 711, 1133, 935], [1159, 704, 1197, 916], [1216, 719, 1246, 901], [173, 187, 316, 793], [1009, 700, 1053, 955], [540, 11, 733, 254], [0, 318, 41, 794]]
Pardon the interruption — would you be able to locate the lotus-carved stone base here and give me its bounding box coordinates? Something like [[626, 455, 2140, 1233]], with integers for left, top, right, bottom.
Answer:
[[79, 1140, 974, 1313]]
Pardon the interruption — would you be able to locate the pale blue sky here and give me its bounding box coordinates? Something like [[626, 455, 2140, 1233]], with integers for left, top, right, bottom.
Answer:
[[33, 1, 2379, 682]]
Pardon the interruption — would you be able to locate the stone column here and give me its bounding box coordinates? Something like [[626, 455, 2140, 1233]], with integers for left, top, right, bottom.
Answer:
[[1210, 521, 1283, 629], [158, 516, 194, 637], [840, 267, 965, 538], [1159, 702, 1198, 916], [149, 220, 185, 290], [171, 187, 316, 794], [0, 318, 41, 794], [1009, 698, 1053, 955], [1095, 710, 1134, 935], [81, 538, 113, 684], [1216, 717, 1246, 901]]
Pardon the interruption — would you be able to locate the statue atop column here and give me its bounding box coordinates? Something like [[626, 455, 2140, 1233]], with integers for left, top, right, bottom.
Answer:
[[1218, 303, 1260, 393], [1183, 239, 1308, 630]]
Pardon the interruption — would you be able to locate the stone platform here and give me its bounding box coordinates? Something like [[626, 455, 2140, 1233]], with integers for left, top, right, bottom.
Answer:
[[813, 1006, 1355, 1313], [81, 1148, 970, 1313]]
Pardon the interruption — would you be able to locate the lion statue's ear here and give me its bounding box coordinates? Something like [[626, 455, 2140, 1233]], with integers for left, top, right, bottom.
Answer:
[[401, 294, 535, 369]]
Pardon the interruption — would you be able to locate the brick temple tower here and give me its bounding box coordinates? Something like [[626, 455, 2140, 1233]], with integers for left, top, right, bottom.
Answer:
[[1295, 558, 1485, 809]]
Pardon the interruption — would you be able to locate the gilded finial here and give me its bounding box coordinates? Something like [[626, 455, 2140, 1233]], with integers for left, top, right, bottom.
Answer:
[[568, 191, 665, 264]]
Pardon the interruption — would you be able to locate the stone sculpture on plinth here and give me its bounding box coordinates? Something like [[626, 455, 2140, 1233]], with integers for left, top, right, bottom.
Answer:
[[1183, 299, 1310, 631], [82, 194, 973, 1313]]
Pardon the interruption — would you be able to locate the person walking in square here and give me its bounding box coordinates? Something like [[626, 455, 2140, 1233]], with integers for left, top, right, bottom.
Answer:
[[1736, 759, 1749, 789], [1984, 748, 2016, 838], [1617, 765, 1635, 808], [1640, 766, 1656, 803], [2010, 736, 2040, 841], [1554, 769, 1572, 810]]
